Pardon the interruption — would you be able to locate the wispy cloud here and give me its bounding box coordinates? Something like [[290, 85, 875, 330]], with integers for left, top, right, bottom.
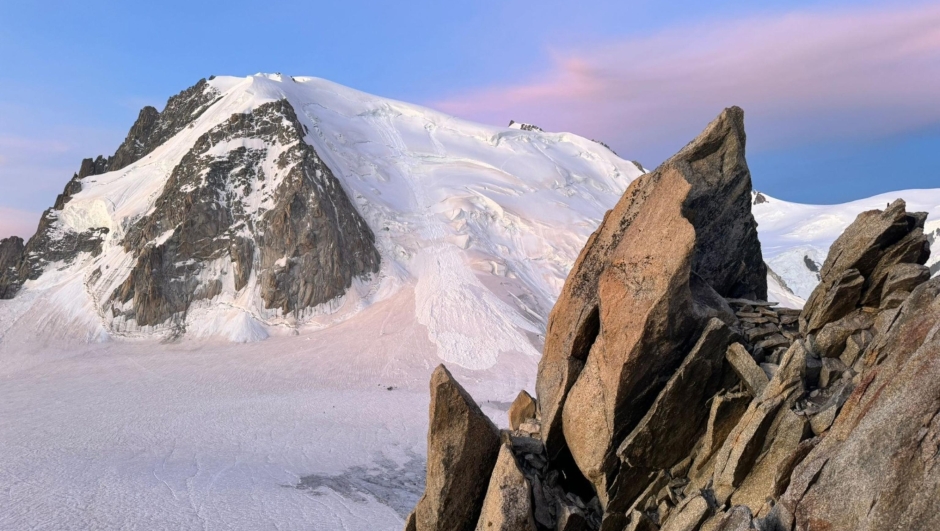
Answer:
[[0, 207, 40, 240], [433, 3, 940, 164]]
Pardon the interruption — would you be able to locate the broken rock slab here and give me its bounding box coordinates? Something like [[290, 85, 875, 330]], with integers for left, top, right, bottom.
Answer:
[[712, 341, 807, 504], [661, 494, 712, 531], [691, 391, 751, 478], [413, 365, 501, 531], [475, 443, 537, 531], [880, 262, 930, 301], [726, 342, 768, 397], [609, 319, 733, 511], [859, 227, 931, 307], [811, 310, 873, 359], [800, 268, 864, 335]]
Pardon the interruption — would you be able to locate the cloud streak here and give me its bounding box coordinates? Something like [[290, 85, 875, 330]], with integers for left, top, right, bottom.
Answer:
[[433, 3, 940, 165]]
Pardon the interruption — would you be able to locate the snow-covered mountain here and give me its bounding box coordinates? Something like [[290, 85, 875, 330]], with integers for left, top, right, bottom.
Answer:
[[0, 75, 647, 529], [0, 74, 641, 363]]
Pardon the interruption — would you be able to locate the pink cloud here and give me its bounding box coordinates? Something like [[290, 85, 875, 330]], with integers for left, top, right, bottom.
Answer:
[[0, 207, 40, 240], [432, 3, 940, 161]]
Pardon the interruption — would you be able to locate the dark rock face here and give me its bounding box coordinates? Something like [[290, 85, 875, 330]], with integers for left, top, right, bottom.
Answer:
[[414, 365, 501, 531], [110, 79, 220, 171], [0, 237, 25, 298], [0, 79, 221, 300], [111, 99, 380, 327], [0, 209, 110, 298]]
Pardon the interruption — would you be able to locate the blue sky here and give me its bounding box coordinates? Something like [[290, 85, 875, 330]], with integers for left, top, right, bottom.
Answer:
[[1, 0, 937, 238]]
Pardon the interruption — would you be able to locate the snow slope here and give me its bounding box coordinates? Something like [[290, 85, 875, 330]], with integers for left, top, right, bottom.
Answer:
[[0, 287, 538, 531]]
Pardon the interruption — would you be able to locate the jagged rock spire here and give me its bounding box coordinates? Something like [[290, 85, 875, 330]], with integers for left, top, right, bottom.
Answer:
[[536, 106, 765, 472]]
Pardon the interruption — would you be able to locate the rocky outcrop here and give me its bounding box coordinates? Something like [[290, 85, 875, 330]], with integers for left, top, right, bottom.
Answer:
[[110, 99, 380, 327], [544, 107, 765, 506], [413, 365, 501, 531], [776, 278, 940, 530], [508, 120, 543, 132], [537, 106, 765, 471], [801, 199, 929, 333], [406, 107, 937, 531]]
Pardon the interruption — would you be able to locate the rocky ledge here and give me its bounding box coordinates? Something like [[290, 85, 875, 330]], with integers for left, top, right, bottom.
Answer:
[[405, 108, 937, 531]]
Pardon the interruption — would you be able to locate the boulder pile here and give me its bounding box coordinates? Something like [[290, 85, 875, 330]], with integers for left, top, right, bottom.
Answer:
[[405, 108, 938, 531]]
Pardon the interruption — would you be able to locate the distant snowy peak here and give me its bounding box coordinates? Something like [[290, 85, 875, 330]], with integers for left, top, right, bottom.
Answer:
[[0, 74, 642, 349]]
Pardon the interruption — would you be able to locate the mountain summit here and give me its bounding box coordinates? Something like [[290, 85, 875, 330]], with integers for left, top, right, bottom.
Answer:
[[0, 74, 642, 351]]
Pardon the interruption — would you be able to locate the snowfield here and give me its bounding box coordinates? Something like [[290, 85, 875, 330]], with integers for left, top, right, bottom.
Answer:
[[0, 74, 937, 530], [0, 288, 536, 531]]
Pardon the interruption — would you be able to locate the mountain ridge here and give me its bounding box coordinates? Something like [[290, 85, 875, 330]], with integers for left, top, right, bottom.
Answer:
[[0, 74, 937, 348]]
